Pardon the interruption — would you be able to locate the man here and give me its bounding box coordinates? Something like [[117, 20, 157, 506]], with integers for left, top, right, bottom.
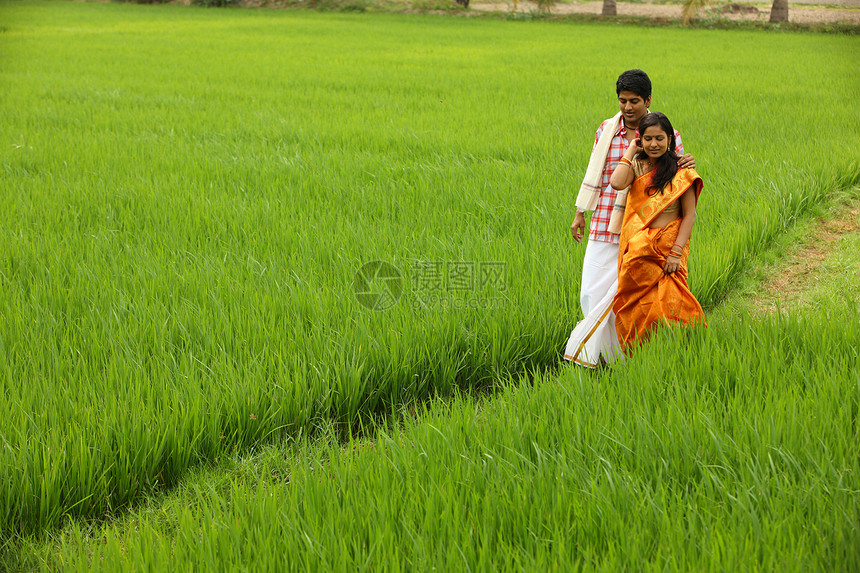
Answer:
[[564, 69, 695, 367]]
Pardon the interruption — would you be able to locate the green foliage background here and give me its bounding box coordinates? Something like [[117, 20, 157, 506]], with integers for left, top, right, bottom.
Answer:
[[0, 2, 858, 567]]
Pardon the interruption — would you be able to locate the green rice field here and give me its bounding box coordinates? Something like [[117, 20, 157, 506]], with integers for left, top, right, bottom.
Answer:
[[1, 1, 858, 569]]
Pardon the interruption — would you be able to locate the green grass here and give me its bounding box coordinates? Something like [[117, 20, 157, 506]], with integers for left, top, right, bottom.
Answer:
[[0, 0, 858, 548], [17, 296, 860, 571], [18, 203, 860, 570]]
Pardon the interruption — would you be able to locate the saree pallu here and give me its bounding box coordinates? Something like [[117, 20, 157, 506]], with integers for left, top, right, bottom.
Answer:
[[613, 168, 704, 352]]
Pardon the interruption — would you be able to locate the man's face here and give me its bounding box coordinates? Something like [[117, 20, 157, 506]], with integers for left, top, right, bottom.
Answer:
[[617, 90, 651, 126]]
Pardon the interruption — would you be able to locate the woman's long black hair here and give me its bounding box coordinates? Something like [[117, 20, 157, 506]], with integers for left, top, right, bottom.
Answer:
[[637, 112, 678, 196]]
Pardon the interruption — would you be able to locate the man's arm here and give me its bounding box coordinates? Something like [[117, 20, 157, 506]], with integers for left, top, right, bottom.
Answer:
[[674, 130, 695, 169], [571, 124, 606, 242]]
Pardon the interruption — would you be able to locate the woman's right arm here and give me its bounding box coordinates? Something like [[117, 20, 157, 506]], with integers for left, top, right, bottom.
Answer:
[[610, 139, 642, 190]]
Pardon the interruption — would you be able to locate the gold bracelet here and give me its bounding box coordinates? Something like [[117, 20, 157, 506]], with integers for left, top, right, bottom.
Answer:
[[618, 157, 632, 166]]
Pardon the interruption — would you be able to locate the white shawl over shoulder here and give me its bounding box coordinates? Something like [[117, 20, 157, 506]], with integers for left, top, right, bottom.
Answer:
[[574, 111, 622, 212]]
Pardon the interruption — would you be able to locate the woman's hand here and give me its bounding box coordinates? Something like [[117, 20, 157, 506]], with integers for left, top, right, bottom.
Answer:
[[664, 254, 681, 274], [626, 138, 643, 158]]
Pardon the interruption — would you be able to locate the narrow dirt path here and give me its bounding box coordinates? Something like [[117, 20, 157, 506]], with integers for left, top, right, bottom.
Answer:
[[471, 0, 860, 26], [751, 197, 860, 313]]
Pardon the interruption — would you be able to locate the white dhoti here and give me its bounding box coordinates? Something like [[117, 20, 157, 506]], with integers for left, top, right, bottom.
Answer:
[[564, 239, 623, 367]]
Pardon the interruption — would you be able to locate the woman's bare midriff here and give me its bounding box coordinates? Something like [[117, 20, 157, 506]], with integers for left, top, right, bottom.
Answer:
[[648, 207, 681, 229]]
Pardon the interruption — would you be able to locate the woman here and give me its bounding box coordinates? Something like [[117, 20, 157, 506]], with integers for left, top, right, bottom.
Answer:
[[608, 112, 704, 352]]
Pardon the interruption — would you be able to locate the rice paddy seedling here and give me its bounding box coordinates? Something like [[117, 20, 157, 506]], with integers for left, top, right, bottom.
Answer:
[[23, 299, 860, 571]]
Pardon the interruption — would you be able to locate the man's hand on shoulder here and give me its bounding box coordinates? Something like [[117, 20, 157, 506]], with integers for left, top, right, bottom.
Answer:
[[678, 153, 696, 169], [571, 211, 587, 243]]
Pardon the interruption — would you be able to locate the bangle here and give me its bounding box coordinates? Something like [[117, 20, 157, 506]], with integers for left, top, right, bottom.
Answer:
[[618, 157, 632, 166], [673, 243, 685, 250]]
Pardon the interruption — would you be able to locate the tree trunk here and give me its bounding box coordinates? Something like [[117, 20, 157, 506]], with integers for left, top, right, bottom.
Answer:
[[455, 0, 469, 7], [769, 0, 788, 22], [602, 0, 616, 16]]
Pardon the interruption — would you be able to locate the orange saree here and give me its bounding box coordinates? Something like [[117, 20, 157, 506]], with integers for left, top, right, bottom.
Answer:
[[613, 167, 704, 352]]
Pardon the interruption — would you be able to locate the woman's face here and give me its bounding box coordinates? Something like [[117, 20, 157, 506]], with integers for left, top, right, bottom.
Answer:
[[641, 125, 670, 160]]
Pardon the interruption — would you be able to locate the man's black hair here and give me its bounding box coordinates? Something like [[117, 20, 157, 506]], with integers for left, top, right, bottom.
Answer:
[[616, 69, 652, 100]]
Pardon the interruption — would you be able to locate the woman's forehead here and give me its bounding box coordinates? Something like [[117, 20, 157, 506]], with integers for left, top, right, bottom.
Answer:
[[642, 126, 667, 136]]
